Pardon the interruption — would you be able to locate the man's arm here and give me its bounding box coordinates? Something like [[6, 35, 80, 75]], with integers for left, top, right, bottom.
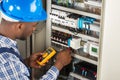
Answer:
[[40, 66, 59, 80], [40, 48, 72, 80], [24, 48, 71, 80]]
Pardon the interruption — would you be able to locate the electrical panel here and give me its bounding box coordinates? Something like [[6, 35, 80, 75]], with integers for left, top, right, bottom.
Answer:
[[46, 0, 102, 80]]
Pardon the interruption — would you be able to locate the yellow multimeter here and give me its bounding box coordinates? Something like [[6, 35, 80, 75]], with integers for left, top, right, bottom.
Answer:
[[37, 47, 56, 66]]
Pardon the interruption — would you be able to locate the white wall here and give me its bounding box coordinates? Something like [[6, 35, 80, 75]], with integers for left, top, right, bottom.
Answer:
[[99, 0, 120, 80]]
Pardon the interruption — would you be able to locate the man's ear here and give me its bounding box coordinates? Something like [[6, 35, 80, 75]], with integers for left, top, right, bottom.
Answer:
[[14, 23, 23, 31]]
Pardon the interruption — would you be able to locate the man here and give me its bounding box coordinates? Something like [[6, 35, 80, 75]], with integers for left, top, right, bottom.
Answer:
[[0, 0, 72, 80]]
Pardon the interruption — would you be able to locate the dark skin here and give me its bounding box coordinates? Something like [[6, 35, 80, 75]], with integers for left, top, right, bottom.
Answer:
[[0, 19, 72, 71]]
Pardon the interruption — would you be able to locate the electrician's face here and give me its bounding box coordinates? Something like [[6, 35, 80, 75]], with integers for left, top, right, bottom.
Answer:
[[19, 22, 38, 40]]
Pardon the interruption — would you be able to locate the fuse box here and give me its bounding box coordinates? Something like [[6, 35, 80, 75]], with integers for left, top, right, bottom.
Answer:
[[46, 0, 102, 80]]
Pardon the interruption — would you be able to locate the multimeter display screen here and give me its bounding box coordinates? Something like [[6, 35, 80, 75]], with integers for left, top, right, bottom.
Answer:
[[46, 49, 52, 54]]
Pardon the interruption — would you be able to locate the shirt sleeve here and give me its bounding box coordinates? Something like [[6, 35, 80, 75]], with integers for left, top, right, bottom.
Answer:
[[0, 52, 59, 80], [0, 53, 30, 80], [40, 66, 59, 80]]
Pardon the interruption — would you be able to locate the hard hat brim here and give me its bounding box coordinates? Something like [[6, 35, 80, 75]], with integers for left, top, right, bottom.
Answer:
[[0, 4, 47, 22]]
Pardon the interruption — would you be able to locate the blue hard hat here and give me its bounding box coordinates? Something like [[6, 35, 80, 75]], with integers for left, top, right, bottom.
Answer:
[[0, 0, 47, 22]]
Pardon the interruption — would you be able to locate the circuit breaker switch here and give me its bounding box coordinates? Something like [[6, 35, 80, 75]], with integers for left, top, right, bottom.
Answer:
[[68, 37, 81, 49]]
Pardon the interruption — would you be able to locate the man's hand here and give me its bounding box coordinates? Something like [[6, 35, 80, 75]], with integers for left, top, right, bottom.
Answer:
[[24, 52, 45, 68], [54, 48, 72, 71]]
